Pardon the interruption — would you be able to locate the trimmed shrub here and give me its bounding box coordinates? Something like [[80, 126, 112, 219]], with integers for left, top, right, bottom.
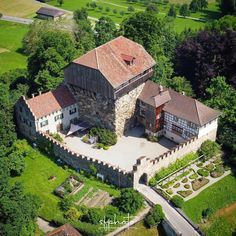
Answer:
[[189, 173, 198, 179], [149, 177, 157, 187], [166, 189, 173, 195], [49, 133, 63, 142], [170, 195, 184, 208], [89, 127, 117, 146], [197, 162, 203, 167], [181, 178, 188, 183], [177, 190, 193, 198], [173, 183, 180, 188], [184, 184, 190, 189], [197, 169, 209, 177], [204, 163, 214, 171]]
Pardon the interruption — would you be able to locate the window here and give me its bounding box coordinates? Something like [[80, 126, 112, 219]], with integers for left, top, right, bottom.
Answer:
[[69, 108, 76, 115], [40, 120, 48, 127], [173, 116, 179, 122], [54, 113, 63, 121]]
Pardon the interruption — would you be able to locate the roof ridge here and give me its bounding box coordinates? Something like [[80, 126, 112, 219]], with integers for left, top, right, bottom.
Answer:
[[95, 48, 99, 69], [194, 99, 202, 125]]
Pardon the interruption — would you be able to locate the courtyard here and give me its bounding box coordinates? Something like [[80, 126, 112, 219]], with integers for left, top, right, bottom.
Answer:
[[62, 127, 176, 172]]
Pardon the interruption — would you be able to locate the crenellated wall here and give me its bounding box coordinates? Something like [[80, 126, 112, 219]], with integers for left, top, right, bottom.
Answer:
[[132, 129, 217, 188], [37, 132, 133, 188]]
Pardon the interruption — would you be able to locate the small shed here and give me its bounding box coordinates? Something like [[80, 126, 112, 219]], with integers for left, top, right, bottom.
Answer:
[[36, 7, 66, 20]]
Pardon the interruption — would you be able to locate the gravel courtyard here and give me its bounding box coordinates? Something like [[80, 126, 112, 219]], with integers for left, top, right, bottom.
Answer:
[[62, 127, 176, 172]]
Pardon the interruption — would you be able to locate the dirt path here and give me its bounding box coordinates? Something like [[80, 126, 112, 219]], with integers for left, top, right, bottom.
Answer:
[[37, 217, 56, 234]]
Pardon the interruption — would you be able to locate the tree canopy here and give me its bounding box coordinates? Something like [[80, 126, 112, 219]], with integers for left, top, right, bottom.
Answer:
[[28, 30, 77, 92], [219, 0, 236, 16], [94, 17, 116, 46]]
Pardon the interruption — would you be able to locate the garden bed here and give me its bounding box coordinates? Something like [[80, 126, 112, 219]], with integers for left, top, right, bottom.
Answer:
[[192, 177, 209, 191], [177, 190, 193, 198]]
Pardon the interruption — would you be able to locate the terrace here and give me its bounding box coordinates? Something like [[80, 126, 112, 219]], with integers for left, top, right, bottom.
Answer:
[[61, 127, 176, 172]]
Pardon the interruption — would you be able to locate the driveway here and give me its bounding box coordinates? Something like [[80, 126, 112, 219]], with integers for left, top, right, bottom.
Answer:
[[1, 15, 33, 24], [63, 127, 176, 172], [136, 184, 200, 236]]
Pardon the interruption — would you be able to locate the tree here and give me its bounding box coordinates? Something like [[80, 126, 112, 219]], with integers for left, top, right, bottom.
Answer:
[[146, 4, 159, 13], [60, 197, 74, 211], [174, 30, 236, 97], [82, 208, 104, 224], [105, 7, 110, 12], [144, 204, 164, 228], [198, 0, 208, 9], [198, 140, 221, 160], [170, 195, 184, 208], [179, 4, 190, 17], [113, 9, 118, 14], [57, 0, 64, 6], [114, 188, 144, 214], [204, 77, 236, 160], [202, 208, 213, 219], [120, 10, 125, 16], [94, 17, 116, 46], [28, 30, 77, 92], [6, 151, 25, 176], [167, 76, 194, 96], [219, 0, 236, 15], [128, 6, 135, 12], [168, 4, 176, 17], [90, 2, 97, 9], [73, 7, 88, 22], [190, 0, 199, 12]]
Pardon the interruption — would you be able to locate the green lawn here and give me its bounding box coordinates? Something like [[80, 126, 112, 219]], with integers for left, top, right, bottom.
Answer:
[[12, 140, 120, 221], [0, 21, 28, 74], [183, 174, 236, 222], [48, 0, 219, 32]]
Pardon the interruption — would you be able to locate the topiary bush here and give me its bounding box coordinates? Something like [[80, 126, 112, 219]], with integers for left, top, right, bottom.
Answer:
[[197, 168, 209, 177], [170, 195, 184, 208], [89, 127, 117, 146]]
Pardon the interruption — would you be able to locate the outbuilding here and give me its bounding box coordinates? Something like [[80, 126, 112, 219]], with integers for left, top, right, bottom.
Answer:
[[36, 7, 66, 20]]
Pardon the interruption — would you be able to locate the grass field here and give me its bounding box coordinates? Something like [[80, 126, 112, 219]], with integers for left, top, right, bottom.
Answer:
[[0, 21, 28, 74], [12, 140, 120, 221], [0, 0, 42, 18], [48, 0, 219, 32], [119, 220, 166, 236], [182, 174, 236, 236]]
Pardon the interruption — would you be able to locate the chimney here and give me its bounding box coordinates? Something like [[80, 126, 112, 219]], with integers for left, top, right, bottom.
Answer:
[[182, 91, 185, 96], [31, 93, 34, 98], [159, 85, 163, 93]]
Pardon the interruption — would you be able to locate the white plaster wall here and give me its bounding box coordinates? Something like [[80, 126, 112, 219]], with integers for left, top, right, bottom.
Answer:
[[198, 119, 218, 138], [164, 130, 186, 143], [36, 104, 78, 133]]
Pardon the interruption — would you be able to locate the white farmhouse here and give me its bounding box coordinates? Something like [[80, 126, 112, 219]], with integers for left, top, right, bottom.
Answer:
[[15, 85, 78, 140]]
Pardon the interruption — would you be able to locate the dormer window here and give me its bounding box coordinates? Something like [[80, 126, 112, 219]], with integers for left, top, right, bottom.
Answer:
[[121, 54, 135, 66]]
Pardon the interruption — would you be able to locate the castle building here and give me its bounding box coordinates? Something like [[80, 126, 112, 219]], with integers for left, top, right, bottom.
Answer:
[[16, 36, 220, 143]]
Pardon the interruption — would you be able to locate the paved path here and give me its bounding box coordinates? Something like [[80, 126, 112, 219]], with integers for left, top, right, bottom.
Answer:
[[1, 15, 33, 25], [37, 217, 56, 233], [106, 206, 151, 236], [136, 184, 200, 236]]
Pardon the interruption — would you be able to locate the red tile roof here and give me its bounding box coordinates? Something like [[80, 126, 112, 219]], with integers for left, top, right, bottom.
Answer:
[[46, 224, 82, 236], [26, 85, 76, 119], [73, 36, 156, 88], [139, 81, 220, 126]]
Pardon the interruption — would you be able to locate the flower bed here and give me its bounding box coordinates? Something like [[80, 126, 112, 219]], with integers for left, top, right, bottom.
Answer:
[[184, 184, 191, 189], [189, 173, 198, 179], [173, 183, 180, 188], [192, 177, 210, 191], [181, 178, 188, 183], [204, 163, 214, 171], [177, 190, 193, 198]]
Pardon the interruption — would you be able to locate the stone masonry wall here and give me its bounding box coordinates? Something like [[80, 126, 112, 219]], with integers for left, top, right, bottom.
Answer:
[[69, 83, 144, 136], [115, 83, 145, 136], [133, 129, 217, 188], [37, 132, 133, 188], [69, 85, 116, 131]]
